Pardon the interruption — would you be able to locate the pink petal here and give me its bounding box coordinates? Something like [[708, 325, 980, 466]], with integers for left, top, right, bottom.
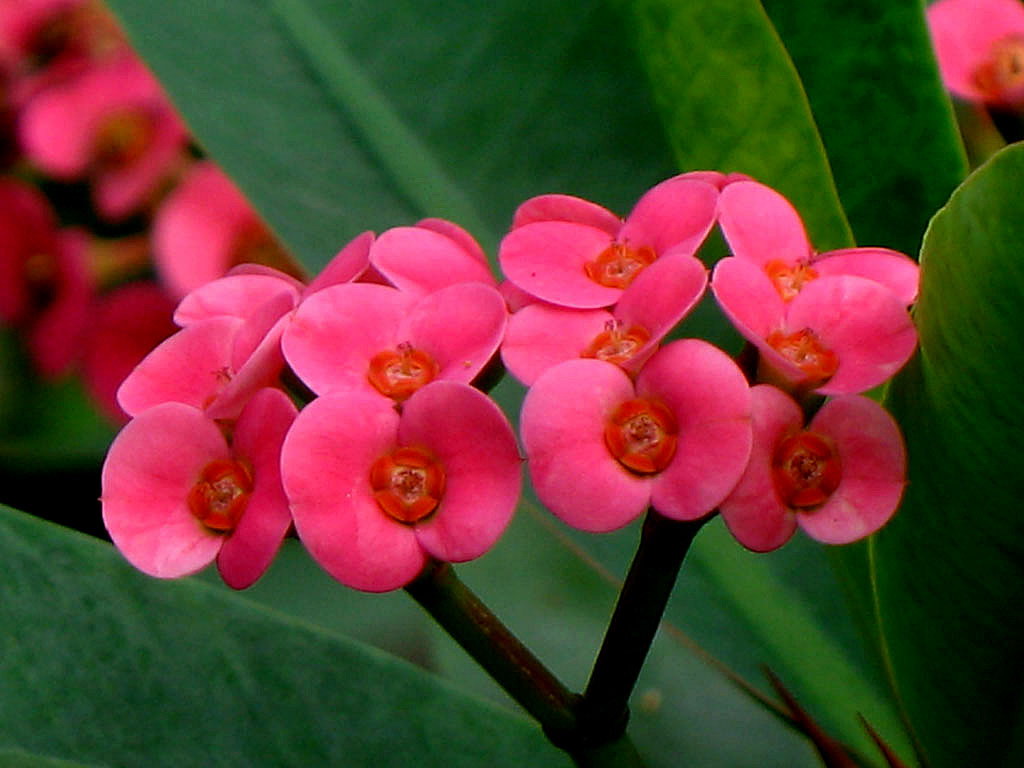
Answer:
[[511, 194, 621, 234], [101, 403, 228, 578], [501, 304, 612, 386], [638, 340, 753, 520], [304, 230, 373, 296], [400, 381, 521, 562], [613, 251, 708, 374], [813, 247, 920, 306], [710, 256, 787, 340], [217, 388, 297, 589], [117, 316, 242, 417], [282, 392, 426, 592], [174, 272, 300, 326], [370, 225, 496, 297], [415, 218, 490, 266], [402, 282, 507, 384], [717, 180, 812, 267], [927, 0, 1024, 101], [786, 276, 918, 395], [718, 385, 801, 552], [797, 396, 906, 545], [282, 282, 412, 396], [618, 177, 718, 257], [521, 359, 652, 532]]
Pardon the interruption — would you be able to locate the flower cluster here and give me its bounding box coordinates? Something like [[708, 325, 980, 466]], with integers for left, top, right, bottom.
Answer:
[[102, 169, 917, 593], [0, 0, 296, 423]]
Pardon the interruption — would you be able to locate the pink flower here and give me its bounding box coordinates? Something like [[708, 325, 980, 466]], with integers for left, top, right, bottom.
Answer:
[[719, 385, 906, 551], [711, 264, 918, 396], [0, 176, 92, 377], [18, 53, 188, 220], [501, 251, 707, 385], [282, 281, 507, 403], [927, 0, 1024, 108], [520, 340, 752, 533], [101, 387, 297, 588], [154, 161, 300, 300], [369, 219, 497, 298], [499, 175, 719, 309], [716, 180, 919, 306], [82, 280, 177, 423], [281, 381, 521, 592]]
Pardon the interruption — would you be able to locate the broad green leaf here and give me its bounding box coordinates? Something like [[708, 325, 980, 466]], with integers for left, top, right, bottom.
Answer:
[[877, 143, 1024, 767], [0, 749, 101, 768], [0, 506, 570, 767], [761, 0, 968, 257], [617, 0, 853, 251], [102, 0, 680, 270]]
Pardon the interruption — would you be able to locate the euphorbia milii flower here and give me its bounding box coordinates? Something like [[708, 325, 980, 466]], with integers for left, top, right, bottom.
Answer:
[[716, 180, 919, 307], [719, 385, 905, 551], [369, 219, 497, 297], [499, 175, 718, 309], [281, 380, 521, 592], [154, 161, 301, 300], [712, 265, 918, 396], [18, 53, 188, 220], [283, 281, 507, 403], [102, 387, 297, 588], [501, 251, 707, 385], [520, 340, 752, 533], [927, 0, 1024, 108]]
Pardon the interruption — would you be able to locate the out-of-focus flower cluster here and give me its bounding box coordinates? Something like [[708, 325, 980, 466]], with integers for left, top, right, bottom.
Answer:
[[0, 0, 295, 423], [101, 168, 919, 594]]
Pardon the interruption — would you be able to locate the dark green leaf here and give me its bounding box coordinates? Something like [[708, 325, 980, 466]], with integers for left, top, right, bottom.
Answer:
[[877, 142, 1024, 767]]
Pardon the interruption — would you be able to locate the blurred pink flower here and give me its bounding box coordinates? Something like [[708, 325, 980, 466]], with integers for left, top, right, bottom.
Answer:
[[102, 387, 297, 588], [719, 385, 906, 551], [499, 174, 718, 309], [927, 0, 1024, 108], [501, 251, 706, 385], [0, 176, 92, 377], [281, 381, 521, 592], [520, 340, 752, 533], [18, 53, 188, 220], [717, 180, 919, 306], [154, 161, 300, 300], [282, 281, 507, 403]]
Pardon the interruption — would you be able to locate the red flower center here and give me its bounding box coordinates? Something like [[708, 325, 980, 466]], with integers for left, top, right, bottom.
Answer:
[[93, 109, 154, 169], [370, 445, 446, 523], [188, 458, 254, 532], [581, 320, 651, 366], [766, 327, 838, 384], [367, 342, 440, 402], [772, 431, 842, 509], [764, 259, 819, 302], [974, 35, 1024, 104], [585, 241, 657, 289], [604, 397, 678, 474]]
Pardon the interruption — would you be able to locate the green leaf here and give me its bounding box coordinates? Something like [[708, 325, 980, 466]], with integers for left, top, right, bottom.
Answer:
[[617, 0, 853, 251], [102, 0, 680, 271], [0, 749, 102, 768], [877, 143, 1024, 767], [0, 506, 570, 767], [760, 0, 968, 257]]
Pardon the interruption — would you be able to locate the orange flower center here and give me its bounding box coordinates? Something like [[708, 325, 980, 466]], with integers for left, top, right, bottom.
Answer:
[[584, 242, 657, 289], [367, 343, 440, 402], [581, 321, 651, 366], [772, 431, 842, 509], [766, 327, 838, 384], [370, 445, 446, 524], [188, 458, 254, 532], [764, 259, 819, 302], [93, 109, 154, 169], [974, 35, 1024, 104], [604, 397, 679, 474]]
